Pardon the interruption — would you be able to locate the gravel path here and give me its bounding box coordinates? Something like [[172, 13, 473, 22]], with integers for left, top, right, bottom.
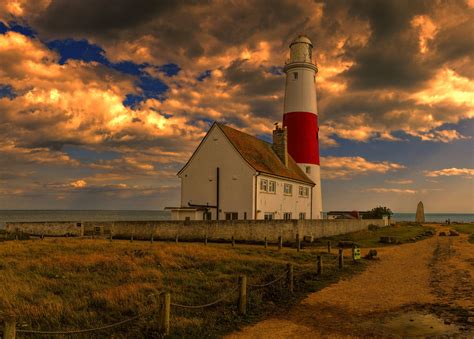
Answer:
[[227, 225, 473, 338]]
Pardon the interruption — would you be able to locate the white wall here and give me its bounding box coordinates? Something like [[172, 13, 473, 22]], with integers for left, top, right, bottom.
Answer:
[[283, 65, 318, 114], [179, 125, 255, 220], [256, 174, 312, 220]]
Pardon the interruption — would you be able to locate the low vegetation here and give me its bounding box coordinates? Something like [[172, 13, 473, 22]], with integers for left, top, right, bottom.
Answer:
[[450, 224, 474, 243], [313, 223, 434, 248], [0, 238, 364, 337]]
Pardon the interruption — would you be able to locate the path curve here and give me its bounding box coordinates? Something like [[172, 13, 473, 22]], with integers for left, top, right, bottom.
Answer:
[[227, 225, 473, 338]]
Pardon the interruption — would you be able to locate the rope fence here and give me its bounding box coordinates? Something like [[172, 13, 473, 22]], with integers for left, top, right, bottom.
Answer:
[[2, 242, 355, 338]]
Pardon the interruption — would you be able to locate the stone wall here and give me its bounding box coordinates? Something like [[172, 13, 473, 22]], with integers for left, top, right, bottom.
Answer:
[[5, 219, 385, 242]]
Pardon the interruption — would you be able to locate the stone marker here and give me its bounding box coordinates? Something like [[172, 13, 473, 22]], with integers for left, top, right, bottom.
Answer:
[[415, 201, 425, 223]]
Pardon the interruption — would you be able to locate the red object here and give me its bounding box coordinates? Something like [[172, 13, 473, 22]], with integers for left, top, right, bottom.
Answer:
[[283, 112, 319, 165]]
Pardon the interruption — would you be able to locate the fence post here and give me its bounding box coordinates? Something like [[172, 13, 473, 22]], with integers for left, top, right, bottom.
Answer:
[[238, 275, 247, 315], [317, 255, 322, 275], [296, 233, 301, 252], [327, 241, 331, 253], [109, 233, 113, 242], [204, 235, 208, 245], [130, 234, 134, 243], [3, 320, 16, 339], [175, 234, 179, 244], [231, 236, 235, 247], [264, 237, 268, 249], [278, 236, 282, 250], [338, 249, 344, 269], [159, 292, 170, 335], [287, 263, 294, 294], [150, 234, 154, 244]]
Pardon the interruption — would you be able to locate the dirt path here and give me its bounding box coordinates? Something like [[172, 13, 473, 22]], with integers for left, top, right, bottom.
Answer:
[[227, 225, 473, 338]]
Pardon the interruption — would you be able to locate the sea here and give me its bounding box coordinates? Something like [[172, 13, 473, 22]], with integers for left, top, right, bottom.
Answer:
[[0, 210, 473, 225]]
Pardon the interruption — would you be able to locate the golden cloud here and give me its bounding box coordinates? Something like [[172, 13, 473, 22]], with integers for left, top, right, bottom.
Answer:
[[366, 188, 416, 194], [321, 156, 406, 180], [424, 167, 474, 178]]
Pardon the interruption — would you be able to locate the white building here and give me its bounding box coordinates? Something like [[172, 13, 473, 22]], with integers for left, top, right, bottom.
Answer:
[[168, 35, 323, 220], [169, 123, 315, 220]]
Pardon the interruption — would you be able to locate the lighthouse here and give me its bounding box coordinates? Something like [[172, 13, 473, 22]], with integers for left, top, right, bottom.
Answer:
[[283, 35, 323, 219]]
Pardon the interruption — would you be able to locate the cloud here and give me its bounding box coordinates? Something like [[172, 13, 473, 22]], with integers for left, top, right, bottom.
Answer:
[[70, 179, 87, 188], [385, 179, 413, 184], [321, 156, 406, 180], [0, 0, 473, 209], [366, 187, 416, 194], [424, 167, 474, 178]]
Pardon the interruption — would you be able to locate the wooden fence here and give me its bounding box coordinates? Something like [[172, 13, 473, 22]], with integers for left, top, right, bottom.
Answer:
[[1, 239, 355, 338]]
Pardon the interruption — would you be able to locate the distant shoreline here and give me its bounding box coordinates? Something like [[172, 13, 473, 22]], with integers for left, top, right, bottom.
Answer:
[[0, 210, 473, 224]]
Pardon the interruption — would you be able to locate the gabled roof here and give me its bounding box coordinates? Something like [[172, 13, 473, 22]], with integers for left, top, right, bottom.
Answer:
[[217, 123, 314, 185], [178, 122, 314, 185]]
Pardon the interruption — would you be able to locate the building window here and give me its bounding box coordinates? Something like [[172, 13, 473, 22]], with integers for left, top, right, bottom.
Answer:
[[264, 212, 274, 220], [299, 212, 306, 220], [203, 212, 212, 220], [260, 179, 268, 192], [305, 166, 311, 174], [293, 72, 298, 80], [299, 186, 309, 197], [268, 180, 276, 193], [284, 183, 292, 195], [225, 212, 238, 220], [283, 212, 292, 220]]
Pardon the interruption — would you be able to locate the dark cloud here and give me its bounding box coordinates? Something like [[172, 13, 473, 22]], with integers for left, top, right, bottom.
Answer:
[[33, 0, 179, 37]]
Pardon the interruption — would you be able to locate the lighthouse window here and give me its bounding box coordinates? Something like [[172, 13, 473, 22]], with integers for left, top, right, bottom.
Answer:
[[293, 72, 298, 80], [305, 166, 311, 174]]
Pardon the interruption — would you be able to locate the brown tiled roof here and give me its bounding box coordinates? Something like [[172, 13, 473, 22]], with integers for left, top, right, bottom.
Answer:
[[217, 123, 314, 185]]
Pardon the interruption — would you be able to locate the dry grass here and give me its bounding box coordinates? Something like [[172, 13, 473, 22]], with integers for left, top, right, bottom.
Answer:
[[0, 238, 362, 337]]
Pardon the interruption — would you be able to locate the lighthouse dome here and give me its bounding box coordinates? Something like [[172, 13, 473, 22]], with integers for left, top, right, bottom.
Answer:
[[288, 34, 313, 63], [289, 35, 313, 48]]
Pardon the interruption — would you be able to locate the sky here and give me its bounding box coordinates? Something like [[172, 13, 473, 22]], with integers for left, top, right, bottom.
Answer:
[[0, 0, 473, 213]]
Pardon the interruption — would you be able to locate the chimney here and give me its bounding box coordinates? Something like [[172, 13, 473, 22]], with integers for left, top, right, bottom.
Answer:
[[272, 123, 288, 167]]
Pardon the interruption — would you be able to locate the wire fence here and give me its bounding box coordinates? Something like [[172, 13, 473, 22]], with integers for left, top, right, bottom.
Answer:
[[2, 243, 352, 338]]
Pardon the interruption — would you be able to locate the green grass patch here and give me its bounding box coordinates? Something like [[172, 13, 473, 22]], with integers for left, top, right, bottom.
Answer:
[[312, 224, 434, 248], [0, 239, 366, 338], [451, 224, 474, 243]]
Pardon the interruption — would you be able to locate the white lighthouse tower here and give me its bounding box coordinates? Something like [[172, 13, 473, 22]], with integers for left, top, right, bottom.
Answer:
[[283, 35, 323, 219]]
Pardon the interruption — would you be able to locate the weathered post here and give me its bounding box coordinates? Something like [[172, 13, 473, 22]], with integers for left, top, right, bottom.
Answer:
[[130, 234, 134, 243], [150, 234, 154, 244], [264, 237, 268, 249], [278, 236, 283, 250], [238, 275, 247, 315], [159, 292, 171, 336], [109, 233, 113, 242], [41, 233, 44, 240], [231, 236, 235, 247], [175, 234, 179, 244], [287, 263, 294, 294], [327, 241, 331, 253], [317, 255, 323, 275], [204, 235, 208, 245], [3, 320, 16, 339], [338, 249, 344, 269], [296, 233, 301, 252]]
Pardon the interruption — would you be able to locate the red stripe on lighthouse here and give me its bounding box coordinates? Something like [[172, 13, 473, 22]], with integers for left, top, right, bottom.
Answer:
[[283, 112, 320, 165]]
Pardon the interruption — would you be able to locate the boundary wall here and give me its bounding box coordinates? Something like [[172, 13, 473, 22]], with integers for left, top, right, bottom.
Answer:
[[5, 219, 387, 242]]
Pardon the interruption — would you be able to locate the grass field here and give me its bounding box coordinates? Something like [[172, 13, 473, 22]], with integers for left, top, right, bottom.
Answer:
[[312, 224, 434, 248], [0, 238, 366, 338], [450, 224, 474, 243]]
